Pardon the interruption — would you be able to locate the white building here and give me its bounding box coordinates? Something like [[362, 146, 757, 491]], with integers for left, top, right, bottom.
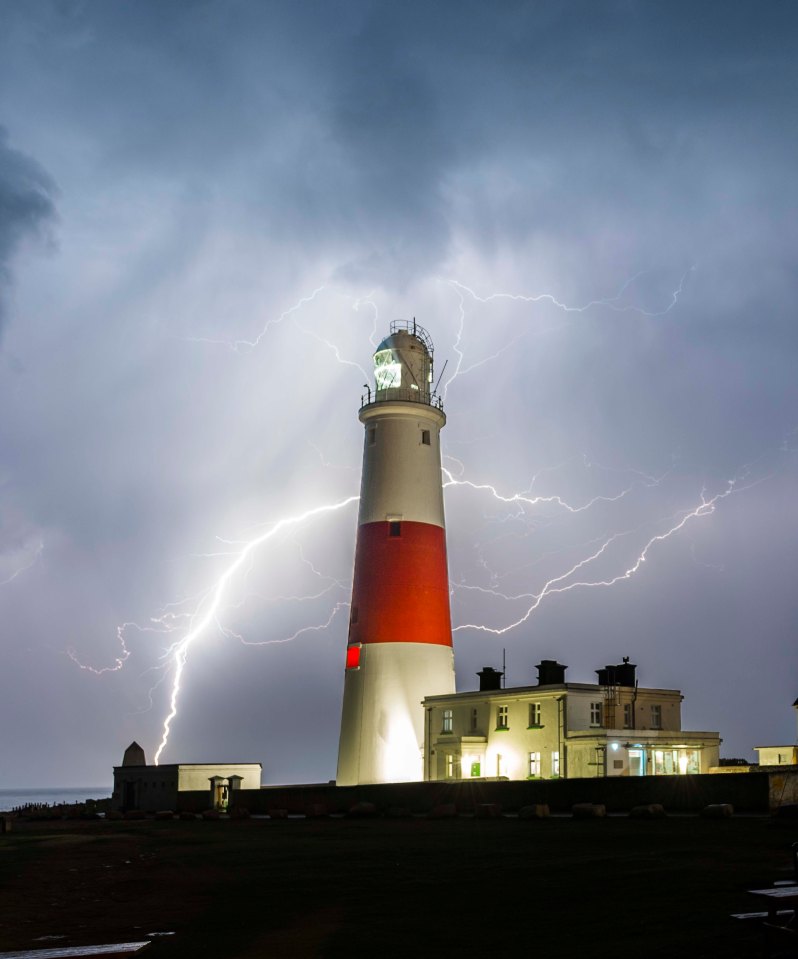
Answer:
[[112, 742, 261, 811], [754, 697, 798, 766], [423, 660, 720, 781]]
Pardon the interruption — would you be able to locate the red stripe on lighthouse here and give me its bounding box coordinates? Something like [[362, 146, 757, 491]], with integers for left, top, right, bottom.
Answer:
[[348, 521, 452, 647]]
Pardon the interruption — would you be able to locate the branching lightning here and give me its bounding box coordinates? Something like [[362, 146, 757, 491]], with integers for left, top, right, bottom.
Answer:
[[449, 267, 694, 318], [442, 466, 664, 515], [186, 286, 326, 353], [0, 540, 44, 586], [451, 478, 746, 635], [149, 495, 358, 763]]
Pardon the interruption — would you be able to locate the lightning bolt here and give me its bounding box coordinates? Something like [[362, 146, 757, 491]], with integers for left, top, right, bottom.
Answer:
[[186, 286, 326, 353], [449, 267, 694, 318], [442, 466, 664, 514], [151, 495, 358, 764], [452, 478, 745, 636], [0, 540, 44, 586], [441, 268, 694, 396]]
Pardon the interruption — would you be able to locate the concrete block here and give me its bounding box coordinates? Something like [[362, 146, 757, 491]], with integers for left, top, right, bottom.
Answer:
[[519, 804, 550, 819], [348, 802, 378, 818], [475, 803, 502, 819], [201, 809, 221, 820], [701, 803, 734, 818], [155, 810, 174, 821], [572, 803, 607, 819], [305, 803, 328, 818], [428, 803, 458, 819], [630, 803, 666, 819], [267, 808, 288, 819]]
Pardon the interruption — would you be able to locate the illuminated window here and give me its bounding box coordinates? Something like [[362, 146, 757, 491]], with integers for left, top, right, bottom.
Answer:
[[628, 749, 645, 776], [368, 427, 376, 446], [528, 702, 541, 727], [623, 703, 632, 729], [551, 751, 560, 777], [590, 702, 603, 727], [390, 521, 401, 537], [442, 709, 453, 733], [446, 754, 455, 778], [470, 707, 478, 731], [496, 705, 509, 729], [528, 752, 541, 777], [421, 430, 430, 445], [374, 349, 402, 390], [651, 705, 662, 729]]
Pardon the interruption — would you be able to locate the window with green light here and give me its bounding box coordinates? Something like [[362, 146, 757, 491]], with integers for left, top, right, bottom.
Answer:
[[374, 349, 402, 390]]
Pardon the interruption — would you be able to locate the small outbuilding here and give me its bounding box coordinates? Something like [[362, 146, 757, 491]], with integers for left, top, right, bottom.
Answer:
[[112, 742, 261, 812]]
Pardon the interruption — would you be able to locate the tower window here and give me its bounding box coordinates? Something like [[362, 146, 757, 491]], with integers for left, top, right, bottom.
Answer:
[[421, 429, 430, 445], [350, 606, 358, 625], [390, 521, 401, 537], [368, 427, 376, 446]]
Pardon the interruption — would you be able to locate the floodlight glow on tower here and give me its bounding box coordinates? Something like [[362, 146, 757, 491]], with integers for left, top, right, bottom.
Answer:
[[336, 321, 456, 785]]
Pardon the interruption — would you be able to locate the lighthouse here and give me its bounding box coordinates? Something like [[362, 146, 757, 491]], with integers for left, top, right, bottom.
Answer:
[[336, 321, 456, 785]]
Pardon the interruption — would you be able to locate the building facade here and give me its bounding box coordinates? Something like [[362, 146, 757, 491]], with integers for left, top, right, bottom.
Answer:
[[423, 661, 720, 781]]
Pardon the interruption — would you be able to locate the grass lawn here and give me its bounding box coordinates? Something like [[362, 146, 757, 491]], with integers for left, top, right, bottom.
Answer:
[[0, 814, 795, 957]]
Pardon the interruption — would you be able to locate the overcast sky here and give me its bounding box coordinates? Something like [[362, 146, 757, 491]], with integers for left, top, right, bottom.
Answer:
[[1, 0, 796, 787]]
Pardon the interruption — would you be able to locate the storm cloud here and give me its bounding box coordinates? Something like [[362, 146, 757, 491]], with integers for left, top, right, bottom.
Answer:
[[0, 1, 796, 787], [0, 128, 56, 330]]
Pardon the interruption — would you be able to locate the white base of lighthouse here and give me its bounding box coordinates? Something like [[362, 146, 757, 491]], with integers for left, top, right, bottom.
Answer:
[[337, 643, 455, 786]]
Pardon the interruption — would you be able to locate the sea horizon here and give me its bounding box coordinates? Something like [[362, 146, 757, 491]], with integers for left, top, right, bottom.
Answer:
[[0, 786, 112, 812]]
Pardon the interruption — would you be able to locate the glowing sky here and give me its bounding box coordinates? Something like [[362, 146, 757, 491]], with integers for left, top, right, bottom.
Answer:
[[1, 1, 796, 787]]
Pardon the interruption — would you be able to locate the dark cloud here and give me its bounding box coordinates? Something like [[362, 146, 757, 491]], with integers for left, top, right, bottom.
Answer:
[[0, 128, 56, 329], [0, 1, 796, 787]]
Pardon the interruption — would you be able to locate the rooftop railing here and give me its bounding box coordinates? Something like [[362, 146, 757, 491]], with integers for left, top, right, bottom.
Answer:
[[360, 386, 444, 411], [390, 319, 434, 356]]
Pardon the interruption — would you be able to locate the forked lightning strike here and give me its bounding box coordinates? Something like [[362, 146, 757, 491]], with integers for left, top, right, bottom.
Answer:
[[150, 495, 359, 763], [452, 480, 740, 635], [442, 269, 694, 396], [1, 540, 44, 586], [449, 268, 694, 318], [442, 467, 664, 514]]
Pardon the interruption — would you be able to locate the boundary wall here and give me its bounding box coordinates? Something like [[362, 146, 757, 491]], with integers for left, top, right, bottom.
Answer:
[[173, 771, 780, 814]]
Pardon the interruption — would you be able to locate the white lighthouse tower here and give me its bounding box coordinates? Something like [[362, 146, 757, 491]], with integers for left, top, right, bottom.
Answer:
[[337, 321, 456, 785]]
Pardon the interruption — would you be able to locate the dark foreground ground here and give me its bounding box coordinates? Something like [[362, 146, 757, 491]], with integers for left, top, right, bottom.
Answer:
[[1, 814, 795, 958]]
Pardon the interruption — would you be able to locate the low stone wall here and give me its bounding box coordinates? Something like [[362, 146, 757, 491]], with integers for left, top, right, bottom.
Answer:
[[173, 771, 773, 815], [762, 766, 798, 810]]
